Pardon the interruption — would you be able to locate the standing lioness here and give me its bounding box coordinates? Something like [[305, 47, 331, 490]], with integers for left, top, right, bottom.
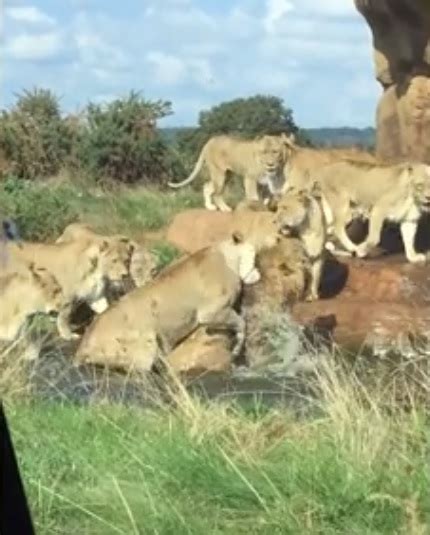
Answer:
[[310, 160, 430, 263], [168, 133, 294, 212]]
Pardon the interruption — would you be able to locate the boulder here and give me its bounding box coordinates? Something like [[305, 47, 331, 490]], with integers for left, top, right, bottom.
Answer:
[[292, 255, 430, 354], [354, 0, 430, 162], [166, 209, 232, 254], [167, 327, 232, 377]]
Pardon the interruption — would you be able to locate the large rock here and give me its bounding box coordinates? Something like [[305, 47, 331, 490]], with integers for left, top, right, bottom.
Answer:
[[292, 255, 430, 354], [166, 209, 233, 253], [167, 327, 232, 377], [355, 0, 430, 162]]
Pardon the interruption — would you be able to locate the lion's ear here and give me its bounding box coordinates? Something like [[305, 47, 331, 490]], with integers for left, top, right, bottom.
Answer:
[[232, 231, 244, 244], [281, 132, 296, 147]]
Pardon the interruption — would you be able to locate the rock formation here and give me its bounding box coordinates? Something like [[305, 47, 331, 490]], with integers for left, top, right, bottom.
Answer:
[[355, 0, 430, 162]]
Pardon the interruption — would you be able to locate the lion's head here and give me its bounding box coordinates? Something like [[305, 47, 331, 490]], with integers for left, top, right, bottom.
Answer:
[[410, 163, 430, 212], [271, 181, 322, 237], [97, 238, 135, 293], [25, 263, 64, 314], [256, 133, 296, 193]]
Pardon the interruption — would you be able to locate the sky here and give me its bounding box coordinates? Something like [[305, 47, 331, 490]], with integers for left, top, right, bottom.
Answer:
[[1, 0, 381, 128]]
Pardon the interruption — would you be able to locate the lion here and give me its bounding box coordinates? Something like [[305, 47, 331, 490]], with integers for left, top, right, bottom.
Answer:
[[7, 236, 134, 340], [307, 160, 430, 263], [281, 139, 377, 192], [0, 260, 63, 342], [74, 233, 265, 372], [167, 133, 294, 212], [56, 223, 157, 290], [270, 182, 327, 300]]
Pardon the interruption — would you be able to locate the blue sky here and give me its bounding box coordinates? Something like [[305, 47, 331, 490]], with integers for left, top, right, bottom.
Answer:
[[2, 0, 380, 128]]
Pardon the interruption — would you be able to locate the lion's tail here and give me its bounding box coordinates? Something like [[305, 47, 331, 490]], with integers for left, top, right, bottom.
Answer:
[[167, 148, 206, 189]]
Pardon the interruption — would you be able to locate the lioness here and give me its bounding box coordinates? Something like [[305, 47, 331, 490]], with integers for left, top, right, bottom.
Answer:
[[74, 233, 263, 371], [56, 223, 157, 289], [310, 160, 430, 263], [0, 260, 63, 342], [7, 237, 134, 340], [281, 140, 377, 192], [271, 182, 327, 300], [168, 133, 294, 212]]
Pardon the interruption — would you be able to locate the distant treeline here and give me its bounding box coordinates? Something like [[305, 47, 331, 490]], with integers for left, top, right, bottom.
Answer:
[[161, 126, 376, 150]]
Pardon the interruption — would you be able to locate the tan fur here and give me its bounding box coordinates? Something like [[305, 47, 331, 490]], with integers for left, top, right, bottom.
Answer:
[[0, 259, 63, 342], [7, 236, 133, 340], [282, 142, 377, 192], [74, 235, 263, 372], [272, 182, 327, 300], [56, 223, 157, 288], [168, 133, 294, 212], [229, 209, 284, 253], [308, 160, 430, 263]]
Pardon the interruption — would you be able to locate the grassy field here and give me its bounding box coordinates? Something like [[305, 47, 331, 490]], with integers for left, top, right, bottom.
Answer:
[[5, 365, 430, 535]]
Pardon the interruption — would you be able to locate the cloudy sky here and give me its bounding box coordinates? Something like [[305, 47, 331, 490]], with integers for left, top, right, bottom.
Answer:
[[2, 0, 380, 128]]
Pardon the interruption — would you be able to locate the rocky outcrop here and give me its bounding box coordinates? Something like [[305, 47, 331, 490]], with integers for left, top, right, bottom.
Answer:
[[293, 254, 430, 355], [355, 0, 430, 162]]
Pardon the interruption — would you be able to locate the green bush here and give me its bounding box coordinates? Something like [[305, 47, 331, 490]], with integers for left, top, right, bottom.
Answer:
[[76, 91, 182, 184], [0, 176, 79, 240], [0, 88, 72, 180]]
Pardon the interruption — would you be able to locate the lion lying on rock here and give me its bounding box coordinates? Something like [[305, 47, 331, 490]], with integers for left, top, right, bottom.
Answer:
[[74, 233, 267, 372], [168, 133, 294, 211]]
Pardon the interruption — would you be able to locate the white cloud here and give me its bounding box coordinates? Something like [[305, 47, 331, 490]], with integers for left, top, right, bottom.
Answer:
[[5, 5, 56, 26], [264, 0, 294, 34], [293, 0, 358, 18], [146, 52, 187, 85], [5, 31, 64, 61], [146, 51, 216, 88]]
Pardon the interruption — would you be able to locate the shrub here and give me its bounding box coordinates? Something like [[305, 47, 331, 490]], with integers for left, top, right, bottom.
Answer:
[[0, 175, 79, 241], [0, 88, 72, 180], [76, 91, 182, 184]]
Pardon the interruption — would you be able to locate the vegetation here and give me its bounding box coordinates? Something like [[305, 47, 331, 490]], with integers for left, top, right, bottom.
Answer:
[[0, 88, 72, 180], [5, 362, 430, 534]]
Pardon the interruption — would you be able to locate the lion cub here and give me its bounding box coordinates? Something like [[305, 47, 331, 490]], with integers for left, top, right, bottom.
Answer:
[[74, 233, 262, 372], [0, 259, 63, 342], [8, 237, 133, 340], [271, 182, 327, 301]]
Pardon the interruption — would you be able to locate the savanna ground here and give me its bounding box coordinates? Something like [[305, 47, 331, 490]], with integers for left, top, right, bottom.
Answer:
[[1, 175, 430, 534]]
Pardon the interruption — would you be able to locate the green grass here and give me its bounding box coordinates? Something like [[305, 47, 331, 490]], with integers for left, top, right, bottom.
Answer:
[[0, 175, 202, 241], [7, 377, 430, 534]]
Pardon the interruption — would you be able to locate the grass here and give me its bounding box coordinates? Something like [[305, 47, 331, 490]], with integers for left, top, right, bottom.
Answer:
[[5, 362, 430, 534], [0, 175, 202, 241]]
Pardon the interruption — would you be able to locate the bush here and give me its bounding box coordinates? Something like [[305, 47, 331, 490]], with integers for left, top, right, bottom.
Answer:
[[0, 88, 72, 180], [76, 91, 182, 184], [0, 176, 79, 240]]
